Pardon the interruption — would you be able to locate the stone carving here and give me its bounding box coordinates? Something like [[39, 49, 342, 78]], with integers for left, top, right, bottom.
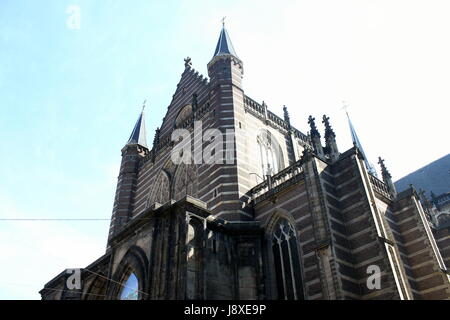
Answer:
[[184, 57, 192, 69]]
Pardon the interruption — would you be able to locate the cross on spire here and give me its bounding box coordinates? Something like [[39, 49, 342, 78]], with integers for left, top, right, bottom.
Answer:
[[222, 16, 226, 27], [142, 99, 147, 112], [341, 101, 349, 116]]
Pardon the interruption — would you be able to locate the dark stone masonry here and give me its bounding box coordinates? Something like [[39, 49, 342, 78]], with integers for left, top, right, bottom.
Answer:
[[40, 25, 450, 300]]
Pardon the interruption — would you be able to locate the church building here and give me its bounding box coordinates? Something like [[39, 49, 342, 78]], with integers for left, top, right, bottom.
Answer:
[[40, 25, 450, 300]]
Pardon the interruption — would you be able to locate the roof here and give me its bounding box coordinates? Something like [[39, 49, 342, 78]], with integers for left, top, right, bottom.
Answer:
[[126, 111, 148, 148], [213, 25, 238, 58], [395, 153, 450, 197]]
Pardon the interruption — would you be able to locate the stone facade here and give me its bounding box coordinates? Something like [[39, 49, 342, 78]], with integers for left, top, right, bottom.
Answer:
[[40, 26, 450, 300]]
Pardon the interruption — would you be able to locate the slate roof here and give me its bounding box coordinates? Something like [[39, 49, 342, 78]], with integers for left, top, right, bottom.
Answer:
[[395, 153, 450, 198], [126, 111, 148, 148], [213, 25, 238, 58]]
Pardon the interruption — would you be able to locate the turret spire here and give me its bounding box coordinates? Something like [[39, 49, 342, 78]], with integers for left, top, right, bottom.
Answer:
[[212, 22, 238, 58], [126, 102, 148, 149]]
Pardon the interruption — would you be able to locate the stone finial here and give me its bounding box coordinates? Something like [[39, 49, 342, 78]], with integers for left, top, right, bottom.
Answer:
[[153, 127, 160, 148], [306, 115, 325, 159], [184, 57, 192, 69], [378, 156, 397, 197], [322, 114, 335, 139], [322, 115, 339, 162], [308, 116, 320, 137], [283, 105, 290, 124], [378, 157, 391, 179]]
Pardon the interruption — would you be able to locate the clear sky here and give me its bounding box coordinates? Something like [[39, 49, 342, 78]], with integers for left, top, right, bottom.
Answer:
[[1, 0, 449, 299]]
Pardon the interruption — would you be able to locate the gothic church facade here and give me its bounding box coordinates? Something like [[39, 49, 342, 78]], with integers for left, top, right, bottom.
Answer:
[[41, 26, 450, 300]]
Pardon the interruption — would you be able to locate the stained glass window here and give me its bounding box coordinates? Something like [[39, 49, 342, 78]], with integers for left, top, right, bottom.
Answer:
[[119, 273, 139, 300], [272, 219, 304, 300]]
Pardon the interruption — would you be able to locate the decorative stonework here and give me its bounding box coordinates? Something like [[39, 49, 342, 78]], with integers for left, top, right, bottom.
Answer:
[[172, 163, 198, 201], [147, 170, 171, 208]]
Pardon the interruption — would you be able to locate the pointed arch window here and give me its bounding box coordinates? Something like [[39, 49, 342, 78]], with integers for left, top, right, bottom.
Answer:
[[119, 273, 139, 300], [147, 170, 170, 208], [257, 130, 283, 178], [271, 219, 304, 300], [173, 163, 198, 201]]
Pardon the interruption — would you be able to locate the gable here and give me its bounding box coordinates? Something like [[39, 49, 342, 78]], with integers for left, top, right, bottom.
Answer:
[[157, 67, 210, 143]]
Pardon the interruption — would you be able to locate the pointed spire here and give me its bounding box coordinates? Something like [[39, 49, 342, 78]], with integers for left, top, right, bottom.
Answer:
[[308, 115, 320, 137], [308, 116, 324, 158], [322, 115, 340, 162], [126, 101, 148, 148], [213, 21, 238, 58], [345, 108, 378, 177], [378, 157, 397, 197], [378, 157, 391, 178], [322, 115, 335, 139]]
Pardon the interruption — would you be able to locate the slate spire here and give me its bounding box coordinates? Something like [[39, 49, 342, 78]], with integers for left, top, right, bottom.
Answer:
[[212, 22, 238, 58], [126, 102, 148, 148]]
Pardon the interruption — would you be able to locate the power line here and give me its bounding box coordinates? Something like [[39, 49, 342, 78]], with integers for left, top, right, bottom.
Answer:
[[0, 218, 152, 221]]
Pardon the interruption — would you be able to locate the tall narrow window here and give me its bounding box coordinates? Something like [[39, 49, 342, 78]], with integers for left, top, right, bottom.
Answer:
[[257, 129, 283, 178], [271, 219, 304, 300], [119, 273, 139, 300]]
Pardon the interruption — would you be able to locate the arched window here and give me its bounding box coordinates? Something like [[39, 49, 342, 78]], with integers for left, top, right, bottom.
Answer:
[[119, 272, 139, 300], [257, 130, 284, 178], [271, 219, 304, 300], [147, 170, 170, 208], [172, 163, 198, 201], [110, 246, 148, 300], [174, 104, 193, 128], [84, 274, 107, 300]]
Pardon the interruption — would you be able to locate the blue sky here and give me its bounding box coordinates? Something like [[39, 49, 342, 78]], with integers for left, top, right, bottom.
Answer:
[[1, 0, 449, 299]]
